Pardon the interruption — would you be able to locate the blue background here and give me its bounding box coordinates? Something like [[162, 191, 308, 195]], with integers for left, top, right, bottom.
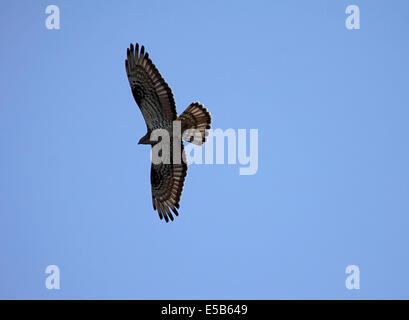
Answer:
[[1, 0, 408, 299]]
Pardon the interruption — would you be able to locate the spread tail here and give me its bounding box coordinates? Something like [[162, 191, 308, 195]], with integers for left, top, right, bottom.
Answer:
[[178, 102, 212, 145]]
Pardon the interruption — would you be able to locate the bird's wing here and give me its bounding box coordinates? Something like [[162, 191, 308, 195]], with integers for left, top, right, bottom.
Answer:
[[150, 144, 188, 222], [125, 43, 177, 129]]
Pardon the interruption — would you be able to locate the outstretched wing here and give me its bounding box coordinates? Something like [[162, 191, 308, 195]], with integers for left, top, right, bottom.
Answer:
[[125, 43, 177, 129], [150, 145, 188, 222]]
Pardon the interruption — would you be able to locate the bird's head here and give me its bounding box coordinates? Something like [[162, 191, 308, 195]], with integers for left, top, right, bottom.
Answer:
[[138, 132, 153, 145]]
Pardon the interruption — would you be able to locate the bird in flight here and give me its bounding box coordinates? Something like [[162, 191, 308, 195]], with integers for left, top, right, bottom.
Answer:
[[125, 43, 212, 222]]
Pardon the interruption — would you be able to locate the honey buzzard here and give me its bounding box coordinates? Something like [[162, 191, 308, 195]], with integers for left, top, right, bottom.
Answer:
[[125, 43, 211, 222]]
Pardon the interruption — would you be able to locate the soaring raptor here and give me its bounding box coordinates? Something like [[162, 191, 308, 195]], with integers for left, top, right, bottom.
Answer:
[[125, 43, 212, 222]]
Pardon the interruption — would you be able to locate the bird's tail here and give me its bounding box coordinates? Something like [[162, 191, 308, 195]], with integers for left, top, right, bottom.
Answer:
[[177, 102, 212, 145]]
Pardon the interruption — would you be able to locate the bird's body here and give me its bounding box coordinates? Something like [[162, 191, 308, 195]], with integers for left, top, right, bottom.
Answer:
[[125, 43, 211, 222]]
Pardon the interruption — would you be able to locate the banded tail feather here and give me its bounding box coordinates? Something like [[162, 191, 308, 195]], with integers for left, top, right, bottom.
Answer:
[[178, 102, 212, 145]]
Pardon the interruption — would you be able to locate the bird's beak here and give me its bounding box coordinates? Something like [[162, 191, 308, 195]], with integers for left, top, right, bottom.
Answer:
[[138, 136, 146, 145]]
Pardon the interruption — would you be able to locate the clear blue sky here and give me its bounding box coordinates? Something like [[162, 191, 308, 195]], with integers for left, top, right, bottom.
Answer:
[[1, 0, 408, 299]]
